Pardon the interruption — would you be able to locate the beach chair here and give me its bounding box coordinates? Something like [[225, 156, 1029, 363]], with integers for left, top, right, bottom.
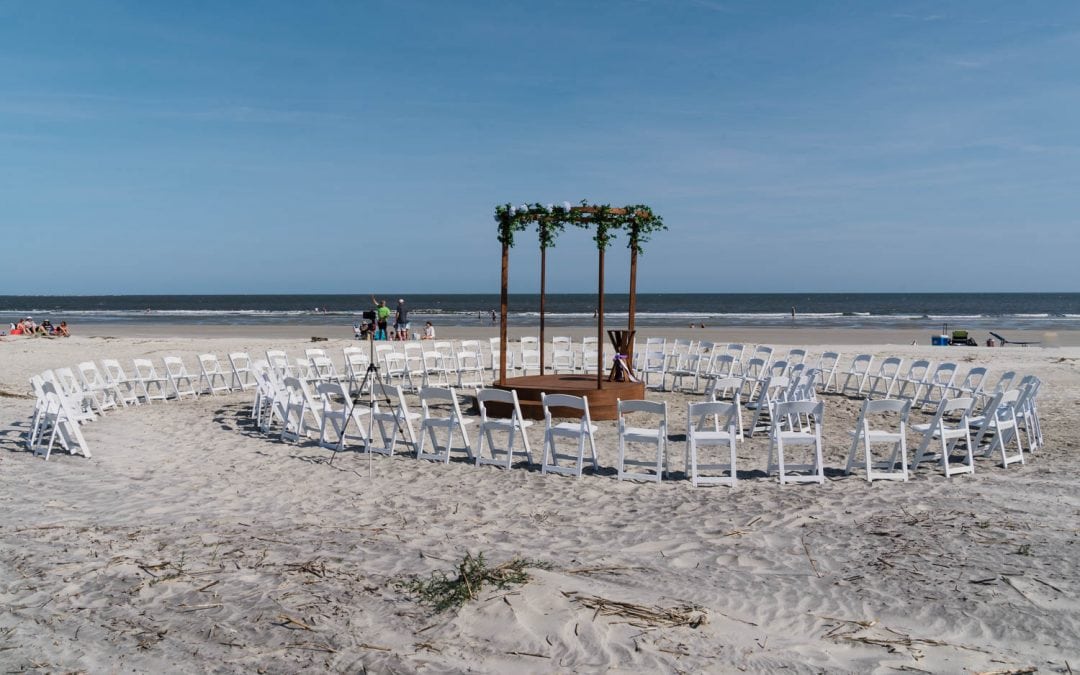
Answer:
[[784, 348, 808, 368], [308, 355, 342, 385], [724, 343, 747, 377], [198, 354, 232, 395], [1015, 376, 1043, 452], [228, 352, 258, 392], [911, 397, 975, 477], [844, 398, 911, 482], [541, 393, 598, 477], [163, 356, 200, 400], [767, 400, 825, 485], [474, 388, 534, 469], [368, 382, 420, 455], [686, 400, 740, 487], [638, 338, 668, 390], [487, 337, 503, 375], [615, 399, 668, 483], [415, 387, 474, 463]]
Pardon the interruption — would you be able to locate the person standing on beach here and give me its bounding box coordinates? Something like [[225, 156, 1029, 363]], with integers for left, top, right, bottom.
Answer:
[[394, 298, 409, 340], [370, 295, 391, 340]]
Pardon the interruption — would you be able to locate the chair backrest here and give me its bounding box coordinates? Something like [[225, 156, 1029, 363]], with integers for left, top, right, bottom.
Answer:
[[989, 370, 1016, 395], [785, 348, 807, 365], [77, 361, 107, 389], [305, 348, 328, 360], [903, 359, 932, 380], [54, 367, 83, 395], [817, 351, 841, 369], [708, 376, 743, 402], [708, 354, 736, 378], [848, 354, 873, 373], [552, 336, 572, 350], [688, 400, 739, 433], [419, 386, 463, 417], [773, 399, 824, 424], [617, 399, 666, 417], [861, 398, 910, 417], [955, 366, 987, 393], [877, 356, 903, 377], [163, 356, 189, 377], [101, 359, 128, 383], [929, 362, 957, 385], [542, 393, 590, 420], [199, 353, 224, 373], [132, 358, 159, 379]]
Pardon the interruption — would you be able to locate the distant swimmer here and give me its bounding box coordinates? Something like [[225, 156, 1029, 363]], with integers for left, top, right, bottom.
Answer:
[[791, 306, 796, 320]]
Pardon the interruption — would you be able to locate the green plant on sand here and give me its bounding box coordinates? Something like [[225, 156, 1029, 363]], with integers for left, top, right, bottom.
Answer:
[[399, 552, 549, 613]]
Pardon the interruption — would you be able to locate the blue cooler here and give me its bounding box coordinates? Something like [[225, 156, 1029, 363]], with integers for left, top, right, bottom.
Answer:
[[931, 335, 949, 346]]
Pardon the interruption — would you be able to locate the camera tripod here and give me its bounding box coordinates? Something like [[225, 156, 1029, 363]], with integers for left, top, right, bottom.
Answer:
[[327, 331, 407, 471]]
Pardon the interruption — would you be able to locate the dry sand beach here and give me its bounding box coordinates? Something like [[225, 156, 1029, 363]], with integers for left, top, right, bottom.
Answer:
[[2, 329, 1078, 673]]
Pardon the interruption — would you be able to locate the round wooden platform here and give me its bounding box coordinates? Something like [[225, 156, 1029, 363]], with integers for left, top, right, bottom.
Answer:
[[492, 374, 645, 420]]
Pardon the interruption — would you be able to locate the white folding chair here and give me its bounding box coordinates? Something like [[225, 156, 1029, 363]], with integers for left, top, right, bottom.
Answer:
[[518, 337, 541, 375], [343, 346, 371, 395], [911, 397, 975, 477], [101, 359, 144, 405], [55, 367, 108, 416], [864, 356, 905, 399], [615, 399, 668, 483], [34, 381, 92, 460], [455, 343, 487, 388], [198, 354, 232, 395], [228, 352, 258, 391], [474, 388, 534, 469], [265, 349, 294, 379], [280, 376, 323, 443], [550, 336, 575, 373], [950, 366, 988, 400], [639, 340, 668, 391], [706, 376, 744, 439], [845, 398, 911, 482], [77, 361, 124, 409], [541, 393, 598, 477], [367, 382, 419, 455], [317, 381, 370, 452], [839, 354, 874, 396], [816, 351, 842, 393], [970, 389, 1024, 468], [686, 400, 740, 487], [580, 337, 600, 372], [917, 362, 958, 410], [746, 375, 789, 438], [415, 386, 474, 463], [163, 356, 200, 400], [133, 358, 171, 403], [767, 400, 825, 484]]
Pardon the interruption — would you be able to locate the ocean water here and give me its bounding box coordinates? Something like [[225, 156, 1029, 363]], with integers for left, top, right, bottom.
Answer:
[[2, 293, 1078, 330]]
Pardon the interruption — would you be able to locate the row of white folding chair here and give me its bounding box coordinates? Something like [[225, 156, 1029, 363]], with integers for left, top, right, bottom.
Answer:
[[26, 378, 92, 460], [845, 387, 1035, 483]]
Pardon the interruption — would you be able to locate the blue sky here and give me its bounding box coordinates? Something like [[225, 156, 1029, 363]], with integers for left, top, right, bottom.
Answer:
[[3, 1, 1079, 294]]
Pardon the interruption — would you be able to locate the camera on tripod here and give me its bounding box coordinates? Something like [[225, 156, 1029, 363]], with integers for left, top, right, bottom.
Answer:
[[361, 310, 377, 321]]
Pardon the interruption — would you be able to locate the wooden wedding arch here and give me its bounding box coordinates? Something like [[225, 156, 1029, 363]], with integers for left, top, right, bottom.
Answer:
[[493, 201, 666, 420]]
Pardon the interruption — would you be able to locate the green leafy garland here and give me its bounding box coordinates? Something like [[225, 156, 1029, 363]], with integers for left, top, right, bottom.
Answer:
[[494, 201, 666, 252]]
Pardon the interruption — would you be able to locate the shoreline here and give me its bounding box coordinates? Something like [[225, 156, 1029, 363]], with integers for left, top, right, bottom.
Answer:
[[54, 322, 1078, 347]]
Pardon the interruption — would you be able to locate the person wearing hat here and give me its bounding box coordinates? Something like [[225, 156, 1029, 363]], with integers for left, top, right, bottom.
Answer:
[[394, 298, 409, 341]]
